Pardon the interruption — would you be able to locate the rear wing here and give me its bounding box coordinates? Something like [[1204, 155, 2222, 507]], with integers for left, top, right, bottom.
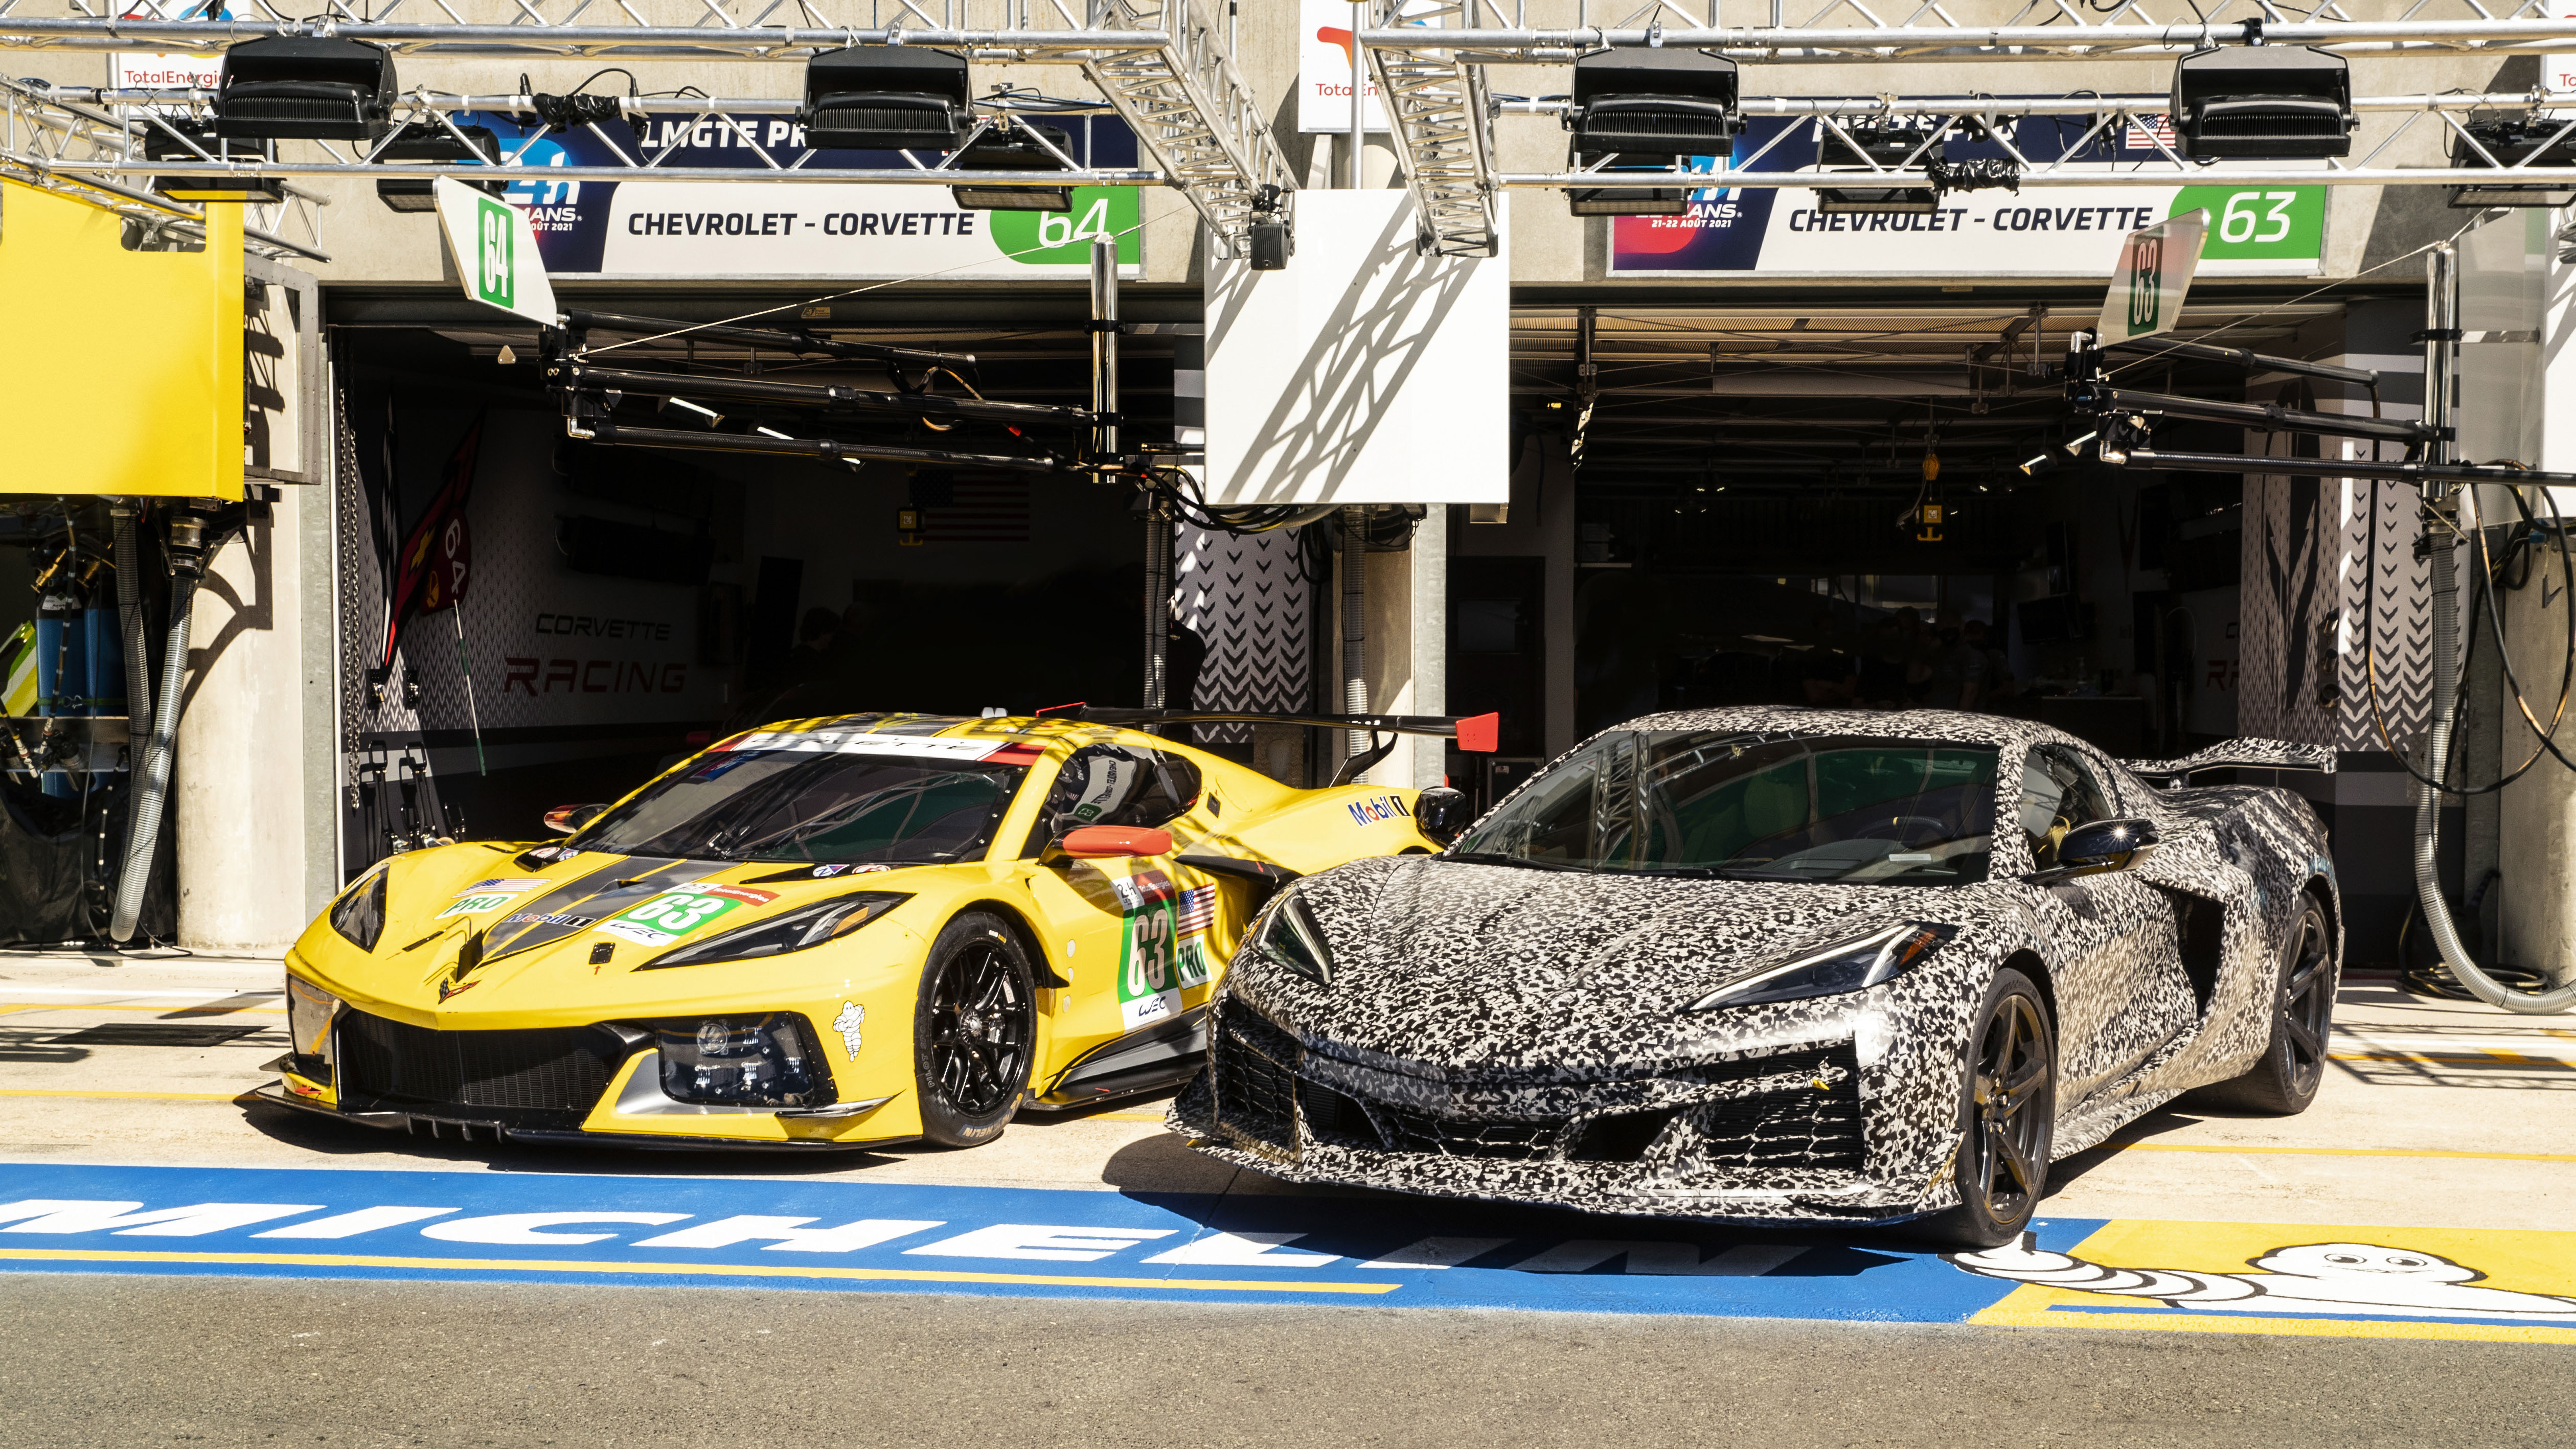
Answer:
[[1053, 708, 1500, 786], [2123, 739, 2337, 788]]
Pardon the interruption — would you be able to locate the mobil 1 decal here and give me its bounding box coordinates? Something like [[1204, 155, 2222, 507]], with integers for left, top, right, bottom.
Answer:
[[1111, 870, 1216, 1030], [439, 109, 1142, 280], [1609, 113, 2324, 280], [597, 882, 779, 948]]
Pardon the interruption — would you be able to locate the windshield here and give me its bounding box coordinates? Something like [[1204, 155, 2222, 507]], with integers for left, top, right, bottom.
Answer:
[[1451, 731, 1998, 884], [577, 748, 1024, 866]]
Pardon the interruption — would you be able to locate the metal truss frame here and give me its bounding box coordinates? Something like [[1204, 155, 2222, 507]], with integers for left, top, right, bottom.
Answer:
[[1369, 0, 1500, 257], [0, 0, 1296, 255], [0, 76, 330, 259]]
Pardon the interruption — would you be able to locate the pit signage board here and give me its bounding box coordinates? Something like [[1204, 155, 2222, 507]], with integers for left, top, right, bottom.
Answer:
[[434, 178, 558, 327], [2099, 208, 2208, 343]]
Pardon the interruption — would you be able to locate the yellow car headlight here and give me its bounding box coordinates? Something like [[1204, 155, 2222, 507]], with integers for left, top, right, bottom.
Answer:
[[285, 974, 342, 1073]]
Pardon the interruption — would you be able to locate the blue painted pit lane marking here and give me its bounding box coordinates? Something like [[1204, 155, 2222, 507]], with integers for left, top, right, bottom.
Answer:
[[0, 1163, 2055, 1321]]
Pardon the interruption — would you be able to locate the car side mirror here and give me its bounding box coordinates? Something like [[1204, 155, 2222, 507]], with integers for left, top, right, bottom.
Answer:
[[2047, 817, 2159, 878], [1058, 825, 1174, 860], [1415, 787, 1472, 845], [543, 803, 606, 836]]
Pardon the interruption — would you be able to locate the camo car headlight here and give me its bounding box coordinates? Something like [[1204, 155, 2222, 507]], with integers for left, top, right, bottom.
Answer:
[[327, 863, 389, 952], [655, 1013, 831, 1108], [639, 891, 910, 970], [1247, 891, 1334, 986], [1687, 923, 1955, 1011], [284, 974, 341, 1077]]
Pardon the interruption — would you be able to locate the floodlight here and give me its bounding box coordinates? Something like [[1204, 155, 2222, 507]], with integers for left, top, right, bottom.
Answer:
[[1568, 171, 1689, 216], [2447, 118, 2576, 208], [2169, 45, 2354, 160], [947, 122, 1074, 212], [213, 36, 398, 143], [1563, 48, 1740, 158], [1247, 183, 1291, 270], [800, 46, 971, 151], [141, 121, 280, 203], [373, 122, 503, 213], [1814, 121, 1941, 213]]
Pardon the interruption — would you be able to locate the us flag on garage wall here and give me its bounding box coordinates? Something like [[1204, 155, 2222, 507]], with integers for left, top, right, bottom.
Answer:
[[912, 473, 1032, 543]]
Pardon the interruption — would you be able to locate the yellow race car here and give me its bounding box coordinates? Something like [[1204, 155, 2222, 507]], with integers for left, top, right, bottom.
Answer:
[[259, 709, 1491, 1152]]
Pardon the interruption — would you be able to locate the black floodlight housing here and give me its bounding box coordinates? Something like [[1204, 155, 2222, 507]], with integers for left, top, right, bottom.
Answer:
[[1564, 48, 1740, 158], [2447, 117, 2576, 208], [1247, 183, 1291, 269], [1815, 120, 1941, 214], [140, 120, 281, 202], [800, 46, 971, 151], [373, 122, 504, 213], [2169, 45, 2354, 160], [213, 36, 398, 142], [947, 121, 1074, 212], [1567, 158, 1689, 216]]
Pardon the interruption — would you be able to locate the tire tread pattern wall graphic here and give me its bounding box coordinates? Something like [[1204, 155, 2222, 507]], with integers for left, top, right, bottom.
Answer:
[[1176, 524, 1311, 745]]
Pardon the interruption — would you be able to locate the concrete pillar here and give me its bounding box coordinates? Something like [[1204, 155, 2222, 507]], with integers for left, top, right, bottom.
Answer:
[[172, 485, 333, 952], [2496, 218, 2576, 988]]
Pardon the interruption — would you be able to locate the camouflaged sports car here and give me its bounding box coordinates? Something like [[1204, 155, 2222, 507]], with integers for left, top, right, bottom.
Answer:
[[1173, 708, 2341, 1246], [263, 709, 1489, 1152]]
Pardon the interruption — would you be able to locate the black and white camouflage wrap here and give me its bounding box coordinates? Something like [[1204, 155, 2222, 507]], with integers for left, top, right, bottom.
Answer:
[[1170, 708, 2341, 1226]]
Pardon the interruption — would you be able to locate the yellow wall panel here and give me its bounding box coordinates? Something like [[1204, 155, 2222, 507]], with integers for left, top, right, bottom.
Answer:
[[0, 180, 244, 499]]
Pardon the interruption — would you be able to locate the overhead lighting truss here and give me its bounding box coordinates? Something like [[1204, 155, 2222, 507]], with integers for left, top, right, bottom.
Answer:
[[0, 76, 330, 261], [0, 0, 1297, 260]]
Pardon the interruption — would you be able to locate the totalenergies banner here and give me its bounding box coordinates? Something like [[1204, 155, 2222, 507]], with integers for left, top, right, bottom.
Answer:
[[1610, 113, 2323, 280], [459, 111, 1143, 279]]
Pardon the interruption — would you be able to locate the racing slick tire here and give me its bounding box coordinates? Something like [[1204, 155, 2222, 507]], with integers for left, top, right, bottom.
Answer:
[[1915, 967, 2057, 1249], [914, 911, 1038, 1148], [2190, 891, 2335, 1116]]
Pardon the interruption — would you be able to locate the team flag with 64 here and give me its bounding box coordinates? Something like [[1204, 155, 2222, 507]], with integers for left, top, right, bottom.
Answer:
[[434, 178, 559, 328]]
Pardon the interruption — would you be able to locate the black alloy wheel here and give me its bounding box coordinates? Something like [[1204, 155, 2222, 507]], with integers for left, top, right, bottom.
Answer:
[[914, 912, 1037, 1147], [2197, 892, 2335, 1115], [1918, 967, 2057, 1248]]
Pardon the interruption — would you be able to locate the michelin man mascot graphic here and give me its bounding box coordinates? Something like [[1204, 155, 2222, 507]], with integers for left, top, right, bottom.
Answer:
[[1952, 1237, 2576, 1321]]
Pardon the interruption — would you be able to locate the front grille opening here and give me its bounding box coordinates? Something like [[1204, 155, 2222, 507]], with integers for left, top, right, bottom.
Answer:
[[337, 1009, 622, 1115], [1679, 1042, 1866, 1171], [1570, 1108, 1680, 1162], [1370, 1102, 1566, 1160], [1296, 1078, 1376, 1146], [1211, 1007, 1299, 1149]]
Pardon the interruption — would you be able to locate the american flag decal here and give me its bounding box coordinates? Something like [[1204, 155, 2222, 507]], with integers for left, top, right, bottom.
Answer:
[[1175, 884, 1217, 937], [2125, 114, 2176, 152]]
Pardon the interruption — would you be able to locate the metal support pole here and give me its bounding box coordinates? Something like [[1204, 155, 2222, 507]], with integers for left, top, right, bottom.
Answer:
[[1350, 0, 1366, 190], [1341, 508, 1369, 776], [1089, 237, 1119, 459]]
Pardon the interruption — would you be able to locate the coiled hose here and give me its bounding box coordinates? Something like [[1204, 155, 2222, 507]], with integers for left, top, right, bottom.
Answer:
[[2413, 519, 2576, 1013]]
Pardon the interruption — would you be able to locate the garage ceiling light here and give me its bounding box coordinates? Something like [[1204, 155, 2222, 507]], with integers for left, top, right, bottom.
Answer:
[[1563, 48, 1740, 159], [373, 122, 504, 213], [2169, 45, 2354, 161], [212, 35, 398, 143], [948, 121, 1075, 212], [140, 120, 281, 203], [800, 45, 971, 152], [1568, 170, 1689, 216]]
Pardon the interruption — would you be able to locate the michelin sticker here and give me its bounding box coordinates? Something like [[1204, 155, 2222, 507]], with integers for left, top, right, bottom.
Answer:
[[597, 882, 779, 948], [832, 1001, 866, 1060]]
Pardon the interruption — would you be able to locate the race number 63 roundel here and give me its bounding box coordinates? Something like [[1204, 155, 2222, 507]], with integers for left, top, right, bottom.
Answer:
[[598, 883, 778, 948]]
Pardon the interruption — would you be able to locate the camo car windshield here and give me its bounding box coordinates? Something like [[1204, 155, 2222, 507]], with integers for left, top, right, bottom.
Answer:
[[576, 748, 1025, 866], [1449, 731, 1998, 884]]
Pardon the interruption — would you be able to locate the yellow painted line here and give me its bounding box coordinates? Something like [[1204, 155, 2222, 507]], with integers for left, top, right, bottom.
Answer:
[[0, 1089, 246, 1101], [0, 1247, 1400, 1295], [2109, 1142, 2576, 1164], [2330, 1051, 2573, 1066], [0, 1004, 286, 1015]]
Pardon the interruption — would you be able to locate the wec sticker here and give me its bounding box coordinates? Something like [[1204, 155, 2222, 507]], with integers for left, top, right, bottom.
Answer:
[[1116, 873, 1213, 1029], [596, 882, 779, 948]]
